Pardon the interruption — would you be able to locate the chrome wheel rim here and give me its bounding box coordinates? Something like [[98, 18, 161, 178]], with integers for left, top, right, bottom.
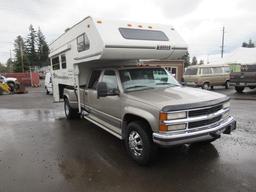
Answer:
[[128, 131, 143, 157]]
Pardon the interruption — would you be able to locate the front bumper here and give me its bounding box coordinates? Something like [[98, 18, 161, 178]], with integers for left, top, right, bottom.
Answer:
[[230, 82, 256, 87], [153, 116, 236, 146]]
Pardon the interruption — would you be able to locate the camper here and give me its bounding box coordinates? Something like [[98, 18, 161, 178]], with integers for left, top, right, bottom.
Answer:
[[49, 17, 236, 165]]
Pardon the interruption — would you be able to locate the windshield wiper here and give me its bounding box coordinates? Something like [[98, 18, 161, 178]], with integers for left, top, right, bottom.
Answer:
[[125, 85, 153, 90], [156, 82, 179, 86]]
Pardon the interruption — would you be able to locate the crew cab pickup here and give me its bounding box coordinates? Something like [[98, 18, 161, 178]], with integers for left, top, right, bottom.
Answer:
[[230, 64, 256, 93], [63, 66, 236, 165]]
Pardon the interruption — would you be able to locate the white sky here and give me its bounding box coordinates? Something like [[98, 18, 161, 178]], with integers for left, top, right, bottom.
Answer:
[[0, 0, 255, 63]]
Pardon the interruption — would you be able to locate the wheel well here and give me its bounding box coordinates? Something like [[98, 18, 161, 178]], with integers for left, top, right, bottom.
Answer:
[[122, 114, 152, 139]]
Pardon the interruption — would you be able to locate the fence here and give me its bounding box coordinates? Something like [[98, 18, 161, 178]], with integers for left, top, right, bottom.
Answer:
[[3, 72, 40, 87]]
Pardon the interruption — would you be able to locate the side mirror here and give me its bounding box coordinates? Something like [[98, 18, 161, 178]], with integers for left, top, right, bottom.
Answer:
[[97, 82, 108, 98]]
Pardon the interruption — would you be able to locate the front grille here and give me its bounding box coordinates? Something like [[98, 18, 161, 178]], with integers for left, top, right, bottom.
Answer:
[[188, 115, 222, 129], [189, 105, 222, 117]]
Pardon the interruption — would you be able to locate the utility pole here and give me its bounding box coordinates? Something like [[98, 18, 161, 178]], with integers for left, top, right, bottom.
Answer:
[[19, 40, 24, 72], [221, 26, 225, 58]]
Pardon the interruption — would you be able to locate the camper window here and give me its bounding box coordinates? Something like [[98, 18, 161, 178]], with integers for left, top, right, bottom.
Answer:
[[61, 54, 66, 69], [77, 33, 90, 52], [119, 28, 169, 41], [52, 56, 60, 70]]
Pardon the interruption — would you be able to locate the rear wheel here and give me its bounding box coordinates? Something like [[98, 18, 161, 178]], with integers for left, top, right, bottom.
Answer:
[[64, 98, 80, 119], [125, 121, 156, 165], [7, 82, 15, 93], [45, 87, 49, 95], [202, 82, 210, 90], [235, 86, 244, 93]]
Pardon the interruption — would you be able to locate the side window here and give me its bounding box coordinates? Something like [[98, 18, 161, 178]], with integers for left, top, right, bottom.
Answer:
[[223, 66, 230, 73], [202, 68, 212, 75], [61, 54, 66, 69], [102, 70, 118, 90], [77, 33, 90, 52], [88, 70, 101, 89], [212, 67, 222, 74], [52, 56, 60, 70]]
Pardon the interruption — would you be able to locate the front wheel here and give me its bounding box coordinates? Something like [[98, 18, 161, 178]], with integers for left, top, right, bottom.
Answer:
[[235, 86, 244, 93], [125, 121, 156, 165], [64, 98, 80, 119], [225, 81, 230, 89]]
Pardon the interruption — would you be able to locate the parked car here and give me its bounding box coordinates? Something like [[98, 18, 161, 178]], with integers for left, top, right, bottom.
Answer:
[[44, 72, 52, 95], [0, 75, 19, 93], [229, 64, 256, 93], [183, 64, 231, 89]]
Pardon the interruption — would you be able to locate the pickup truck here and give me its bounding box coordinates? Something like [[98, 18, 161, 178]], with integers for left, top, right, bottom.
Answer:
[[63, 66, 236, 165], [230, 64, 256, 93]]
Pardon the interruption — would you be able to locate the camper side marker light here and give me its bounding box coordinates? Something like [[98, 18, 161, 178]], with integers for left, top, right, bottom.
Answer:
[[138, 25, 143, 28], [97, 20, 102, 24], [127, 24, 132, 27], [148, 26, 152, 29]]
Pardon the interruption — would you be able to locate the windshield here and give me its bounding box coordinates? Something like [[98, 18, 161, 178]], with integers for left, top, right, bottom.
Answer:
[[119, 68, 180, 92]]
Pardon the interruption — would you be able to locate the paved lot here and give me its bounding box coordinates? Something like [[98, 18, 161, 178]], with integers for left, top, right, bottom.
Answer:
[[0, 86, 256, 192]]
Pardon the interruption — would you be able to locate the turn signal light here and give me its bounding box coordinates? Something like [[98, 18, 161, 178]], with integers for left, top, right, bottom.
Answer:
[[160, 124, 168, 131], [159, 112, 167, 121]]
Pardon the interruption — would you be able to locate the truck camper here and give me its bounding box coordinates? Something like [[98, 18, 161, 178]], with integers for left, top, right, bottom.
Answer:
[[50, 17, 236, 165]]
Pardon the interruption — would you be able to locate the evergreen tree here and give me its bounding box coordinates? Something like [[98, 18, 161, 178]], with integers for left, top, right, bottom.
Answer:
[[37, 28, 49, 67], [182, 51, 190, 68], [26, 24, 38, 66], [191, 56, 197, 65], [13, 35, 29, 72], [199, 60, 204, 65], [242, 39, 255, 48], [6, 58, 14, 72], [0, 62, 7, 73]]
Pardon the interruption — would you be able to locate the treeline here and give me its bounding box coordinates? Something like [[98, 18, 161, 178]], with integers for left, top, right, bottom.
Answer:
[[6, 25, 49, 72]]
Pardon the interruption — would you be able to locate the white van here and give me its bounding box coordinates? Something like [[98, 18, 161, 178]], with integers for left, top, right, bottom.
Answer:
[[44, 72, 52, 95]]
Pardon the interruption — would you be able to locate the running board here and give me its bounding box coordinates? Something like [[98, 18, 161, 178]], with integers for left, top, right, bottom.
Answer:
[[82, 114, 122, 140]]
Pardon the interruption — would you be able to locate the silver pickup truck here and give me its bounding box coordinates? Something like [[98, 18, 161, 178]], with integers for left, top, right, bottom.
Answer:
[[63, 66, 236, 165]]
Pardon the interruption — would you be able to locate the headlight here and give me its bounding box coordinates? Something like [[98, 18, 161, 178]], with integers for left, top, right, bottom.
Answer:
[[223, 101, 230, 109], [167, 111, 186, 120]]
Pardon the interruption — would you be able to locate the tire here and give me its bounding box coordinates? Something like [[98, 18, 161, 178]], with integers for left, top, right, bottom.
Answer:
[[125, 121, 156, 165], [235, 86, 244, 93], [225, 81, 230, 89], [64, 98, 80, 119], [45, 87, 49, 95], [7, 82, 15, 93], [202, 82, 210, 90]]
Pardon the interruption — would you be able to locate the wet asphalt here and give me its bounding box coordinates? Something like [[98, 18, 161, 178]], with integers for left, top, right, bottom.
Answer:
[[0, 86, 256, 192]]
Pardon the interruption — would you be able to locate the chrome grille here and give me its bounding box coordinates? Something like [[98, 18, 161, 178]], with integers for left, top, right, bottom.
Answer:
[[188, 104, 222, 117]]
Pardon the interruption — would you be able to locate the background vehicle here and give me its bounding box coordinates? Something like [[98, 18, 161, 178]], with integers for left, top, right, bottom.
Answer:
[[183, 64, 230, 89], [0, 75, 19, 93], [229, 64, 256, 93], [49, 17, 236, 165], [44, 72, 53, 95]]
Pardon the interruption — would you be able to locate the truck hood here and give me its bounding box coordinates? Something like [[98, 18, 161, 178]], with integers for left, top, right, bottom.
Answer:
[[126, 86, 228, 111]]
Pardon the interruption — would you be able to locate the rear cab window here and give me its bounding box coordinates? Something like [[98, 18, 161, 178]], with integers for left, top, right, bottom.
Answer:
[[88, 70, 102, 89]]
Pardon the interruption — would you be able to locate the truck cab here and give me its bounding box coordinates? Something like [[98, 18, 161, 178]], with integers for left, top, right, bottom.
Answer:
[[64, 65, 236, 165]]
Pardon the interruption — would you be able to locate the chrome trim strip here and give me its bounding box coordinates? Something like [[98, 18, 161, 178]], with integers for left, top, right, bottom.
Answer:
[[163, 108, 229, 125], [153, 116, 235, 141]]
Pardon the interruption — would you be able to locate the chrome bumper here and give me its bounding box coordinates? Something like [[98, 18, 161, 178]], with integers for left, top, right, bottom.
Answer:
[[153, 116, 236, 146]]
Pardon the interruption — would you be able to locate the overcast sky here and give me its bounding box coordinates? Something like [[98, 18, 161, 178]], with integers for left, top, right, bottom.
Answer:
[[0, 0, 255, 63]]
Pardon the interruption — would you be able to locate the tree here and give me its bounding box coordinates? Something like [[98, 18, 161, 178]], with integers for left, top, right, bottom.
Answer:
[[6, 58, 14, 72], [26, 24, 38, 66], [13, 35, 29, 72], [242, 39, 255, 48], [0, 62, 7, 73], [191, 56, 197, 65], [37, 28, 49, 67], [199, 60, 204, 65], [182, 51, 190, 68]]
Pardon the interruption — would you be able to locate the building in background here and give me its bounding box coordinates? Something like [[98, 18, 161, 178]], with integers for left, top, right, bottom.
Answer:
[[142, 60, 184, 82]]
